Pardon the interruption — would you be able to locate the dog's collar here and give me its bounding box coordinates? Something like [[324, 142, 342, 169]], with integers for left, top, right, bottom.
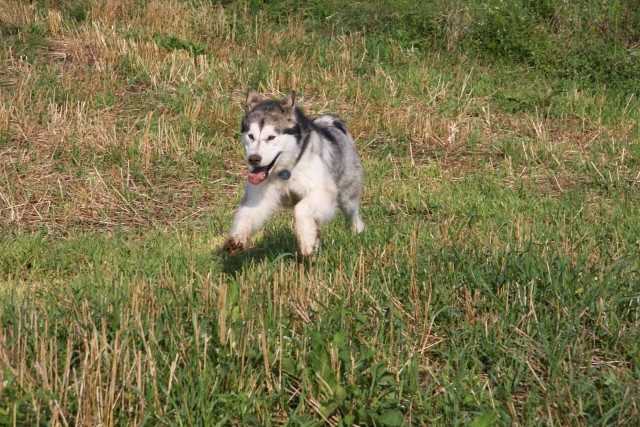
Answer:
[[278, 169, 291, 180]]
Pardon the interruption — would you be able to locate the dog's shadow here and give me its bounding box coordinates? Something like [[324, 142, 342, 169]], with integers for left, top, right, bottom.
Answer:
[[221, 228, 305, 275]]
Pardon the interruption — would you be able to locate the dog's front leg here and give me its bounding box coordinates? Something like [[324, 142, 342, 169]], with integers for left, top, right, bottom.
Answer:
[[223, 186, 279, 255], [294, 192, 337, 257]]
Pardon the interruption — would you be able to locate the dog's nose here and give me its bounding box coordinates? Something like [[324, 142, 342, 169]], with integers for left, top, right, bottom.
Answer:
[[248, 154, 262, 166]]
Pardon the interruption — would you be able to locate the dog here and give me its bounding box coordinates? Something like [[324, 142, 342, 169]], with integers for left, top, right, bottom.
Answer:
[[223, 89, 365, 257]]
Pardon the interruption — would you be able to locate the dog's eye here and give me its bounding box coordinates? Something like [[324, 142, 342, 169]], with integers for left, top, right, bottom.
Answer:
[[267, 135, 275, 141], [248, 134, 254, 141]]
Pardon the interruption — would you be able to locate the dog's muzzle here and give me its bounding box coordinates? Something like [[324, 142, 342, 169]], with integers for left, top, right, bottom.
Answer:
[[247, 152, 281, 185]]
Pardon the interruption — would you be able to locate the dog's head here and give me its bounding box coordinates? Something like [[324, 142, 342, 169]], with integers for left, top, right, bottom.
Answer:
[[240, 89, 301, 185]]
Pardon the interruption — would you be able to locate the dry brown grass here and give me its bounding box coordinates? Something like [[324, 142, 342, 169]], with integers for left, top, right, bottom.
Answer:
[[0, 0, 635, 322], [3, 0, 634, 233]]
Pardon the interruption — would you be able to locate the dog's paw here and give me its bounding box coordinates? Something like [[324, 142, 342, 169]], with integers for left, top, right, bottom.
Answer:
[[298, 239, 320, 258], [222, 237, 245, 255]]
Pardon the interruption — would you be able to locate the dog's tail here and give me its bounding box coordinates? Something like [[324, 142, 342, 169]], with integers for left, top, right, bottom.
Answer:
[[313, 114, 348, 135]]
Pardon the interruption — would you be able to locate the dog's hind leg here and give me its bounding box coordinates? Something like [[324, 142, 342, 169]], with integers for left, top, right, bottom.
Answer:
[[339, 186, 365, 234], [340, 200, 365, 234]]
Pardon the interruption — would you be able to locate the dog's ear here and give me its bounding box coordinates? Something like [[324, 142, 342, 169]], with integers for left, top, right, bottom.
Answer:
[[245, 88, 262, 112], [282, 91, 296, 112]]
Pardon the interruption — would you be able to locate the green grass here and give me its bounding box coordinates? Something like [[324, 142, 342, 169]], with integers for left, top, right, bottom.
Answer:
[[1, 0, 639, 425]]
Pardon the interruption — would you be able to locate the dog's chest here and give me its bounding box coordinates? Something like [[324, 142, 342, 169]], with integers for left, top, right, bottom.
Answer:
[[279, 188, 302, 208], [274, 166, 336, 208], [276, 176, 314, 208]]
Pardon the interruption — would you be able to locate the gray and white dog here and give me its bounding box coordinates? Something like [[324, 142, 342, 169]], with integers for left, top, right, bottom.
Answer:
[[223, 89, 365, 256]]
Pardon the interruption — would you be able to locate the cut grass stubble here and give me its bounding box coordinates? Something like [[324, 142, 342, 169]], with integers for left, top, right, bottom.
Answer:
[[1, 0, 639, 425]]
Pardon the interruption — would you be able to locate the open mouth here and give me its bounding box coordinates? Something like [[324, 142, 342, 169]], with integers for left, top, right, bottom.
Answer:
[[248, 152, 281, 185]]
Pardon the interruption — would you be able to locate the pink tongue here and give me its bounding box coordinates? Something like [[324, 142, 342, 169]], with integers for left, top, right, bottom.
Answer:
[[248, 167, 268, 185]]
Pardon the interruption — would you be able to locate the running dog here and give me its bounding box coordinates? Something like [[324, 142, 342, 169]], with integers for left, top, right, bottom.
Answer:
[[223, 89, 365, 256]]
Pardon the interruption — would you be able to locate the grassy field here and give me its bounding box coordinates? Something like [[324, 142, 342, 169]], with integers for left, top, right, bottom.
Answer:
[[1, 0, 639, 425]]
